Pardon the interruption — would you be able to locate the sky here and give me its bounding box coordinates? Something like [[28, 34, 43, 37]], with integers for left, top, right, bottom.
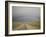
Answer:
[[12, 6, 40, 21]]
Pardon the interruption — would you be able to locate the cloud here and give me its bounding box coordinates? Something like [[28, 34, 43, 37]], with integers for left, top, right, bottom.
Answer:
[[12, 6, 40, 17]]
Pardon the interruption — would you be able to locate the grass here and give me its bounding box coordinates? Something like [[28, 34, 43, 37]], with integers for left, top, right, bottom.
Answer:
[[12, 20, 40, 30]]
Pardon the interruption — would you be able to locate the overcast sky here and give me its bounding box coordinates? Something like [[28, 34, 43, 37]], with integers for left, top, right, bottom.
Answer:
[[12, 6, 40, 17], [12, 6, 40, 21]]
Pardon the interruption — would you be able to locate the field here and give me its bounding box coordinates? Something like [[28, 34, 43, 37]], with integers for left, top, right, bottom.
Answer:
[[12, 20, 40, 30]]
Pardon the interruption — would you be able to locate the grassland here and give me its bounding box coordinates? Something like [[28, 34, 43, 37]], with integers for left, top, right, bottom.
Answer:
[[12, 20, 40, 30]]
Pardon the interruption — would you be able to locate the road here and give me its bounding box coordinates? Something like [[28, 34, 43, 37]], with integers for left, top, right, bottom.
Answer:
[[14, 23, 39, 30]]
